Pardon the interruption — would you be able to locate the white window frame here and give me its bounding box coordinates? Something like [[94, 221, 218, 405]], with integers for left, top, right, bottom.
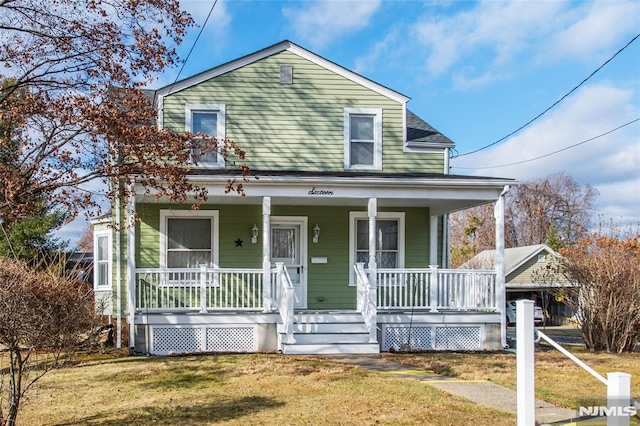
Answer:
[[159, 210, 220, 269], [344, 108, 382, 170], [348, 211, 405, 285], [93, 230, 112, 290], [185, 104, 226, 168]]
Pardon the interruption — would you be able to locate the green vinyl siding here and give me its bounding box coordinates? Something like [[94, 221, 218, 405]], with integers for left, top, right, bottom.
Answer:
[[162, 50, 444, 174], [135, 203, 432, 309]]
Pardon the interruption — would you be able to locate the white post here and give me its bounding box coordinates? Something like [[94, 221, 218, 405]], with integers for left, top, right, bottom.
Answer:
[[368, 198, 378, 285], [429, 215, 439, 266], [516, 299, 535, 426], [126, 185, 136, 352], [607, 372, 631, 426], [200, 265, 207, 313], [495, 185, 509, 347], [429, 264, 439, 312], [262, 197, 272, 312]]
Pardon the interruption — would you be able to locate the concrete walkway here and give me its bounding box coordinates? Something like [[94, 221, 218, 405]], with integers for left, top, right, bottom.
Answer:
[[327, 354, 581, 425]]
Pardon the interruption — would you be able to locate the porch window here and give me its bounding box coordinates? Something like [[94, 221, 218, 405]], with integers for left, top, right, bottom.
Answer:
[[349, 212, 405, 285], [344, 108, 382, 170], [160, 210, 220, 268], [93, 231, 111, 289], [185, 104, 226, 168]]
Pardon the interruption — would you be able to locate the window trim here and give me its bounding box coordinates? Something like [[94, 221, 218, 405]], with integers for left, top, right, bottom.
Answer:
[[159, 209, 220, 269], [185, 104, 226, 168], [93, 230, 112, 290], [348, 211, 405, 286], [344, 108, 382, 170]]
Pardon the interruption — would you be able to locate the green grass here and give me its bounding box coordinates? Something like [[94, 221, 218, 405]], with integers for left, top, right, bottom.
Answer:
[[383, 344, 640, 410], [19, 353, 515, 425]]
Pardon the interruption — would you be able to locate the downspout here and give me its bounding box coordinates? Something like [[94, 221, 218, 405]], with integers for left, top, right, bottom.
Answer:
[[115, 191, 122, 349], [442, 148, 450, 268], [126, 182, 136, 353], [495, 185, 510, 348]]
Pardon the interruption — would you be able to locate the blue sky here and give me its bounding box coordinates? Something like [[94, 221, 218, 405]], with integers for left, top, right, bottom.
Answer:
[[59, 0, 640, 244]]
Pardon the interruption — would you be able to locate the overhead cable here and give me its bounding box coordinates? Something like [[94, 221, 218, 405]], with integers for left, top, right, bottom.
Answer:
[[166, 0, 218, 95], [451, 117, 640, 170], [452, 32, 640, 158]]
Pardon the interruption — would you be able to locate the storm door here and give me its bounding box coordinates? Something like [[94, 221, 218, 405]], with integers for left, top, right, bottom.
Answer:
[[271, 218, 307, 309]]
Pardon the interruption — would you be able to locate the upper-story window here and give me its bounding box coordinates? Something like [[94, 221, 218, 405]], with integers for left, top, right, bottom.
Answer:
[[344, 108, 382, 170], [185, 104, 226, 168]]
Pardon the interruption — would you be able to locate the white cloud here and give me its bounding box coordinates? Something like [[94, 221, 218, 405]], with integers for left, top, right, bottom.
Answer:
[[451, 83, 640, 224], [547, 1, 640, 61], [405, 0, 640, 89], [283, 0, 381, 49]]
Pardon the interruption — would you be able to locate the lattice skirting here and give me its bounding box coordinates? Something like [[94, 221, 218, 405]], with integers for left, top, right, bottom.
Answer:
[[150, 325, 258, 355], [381, 325, 483, 351]]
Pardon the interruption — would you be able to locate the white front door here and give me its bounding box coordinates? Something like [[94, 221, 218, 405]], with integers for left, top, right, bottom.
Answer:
[[271, 218, 307, 309]]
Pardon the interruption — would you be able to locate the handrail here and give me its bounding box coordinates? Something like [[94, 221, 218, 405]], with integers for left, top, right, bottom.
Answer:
[[275, 262, 295, 345], [355, 263, 377, 343], [536, 330, 607, 385]]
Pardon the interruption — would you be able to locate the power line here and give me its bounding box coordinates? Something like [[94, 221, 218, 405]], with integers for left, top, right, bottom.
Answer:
[[452, 31, 640, 159], [166, 0, 218, 95], [451, 117, 640, 170]]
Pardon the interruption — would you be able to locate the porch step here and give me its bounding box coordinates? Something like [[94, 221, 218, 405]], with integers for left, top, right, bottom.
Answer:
[[279, 311, 380, 355]]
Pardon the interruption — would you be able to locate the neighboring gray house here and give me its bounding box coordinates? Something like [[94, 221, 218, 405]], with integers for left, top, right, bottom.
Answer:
[[461, 244, 573, 325]]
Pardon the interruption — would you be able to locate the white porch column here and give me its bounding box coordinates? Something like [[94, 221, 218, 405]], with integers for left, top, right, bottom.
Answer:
[[368, 198, 378, 286], [495, 185, 510, 348], [126, 186, 136, 352], [429, 215, 439, 266], [262, 197, 272, 312]]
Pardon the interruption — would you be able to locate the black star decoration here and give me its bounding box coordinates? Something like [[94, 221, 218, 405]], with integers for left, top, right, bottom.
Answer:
[[234, 238, 243, 247]]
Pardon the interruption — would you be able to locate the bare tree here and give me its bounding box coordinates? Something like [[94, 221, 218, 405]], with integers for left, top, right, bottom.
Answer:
[[450, 173, 598, 264], [505, 173, 598, 248], [449, 204, 495, 268], [556, 220, 640, 352], [76, 224, 94, 254], [0, 0, 249, 224], [0, 257, 95, 425]]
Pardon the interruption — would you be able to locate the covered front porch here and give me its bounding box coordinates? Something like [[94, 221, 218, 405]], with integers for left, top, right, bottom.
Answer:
[[122, 172, 512, 354]]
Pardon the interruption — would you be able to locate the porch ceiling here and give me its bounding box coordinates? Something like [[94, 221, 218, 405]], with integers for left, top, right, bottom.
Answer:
[[134, 172, 515, 216]]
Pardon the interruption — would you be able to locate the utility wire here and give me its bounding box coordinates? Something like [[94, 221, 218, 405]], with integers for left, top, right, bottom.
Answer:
[[166, 0, 218, 95], [452, 31, 640, 159], [451, 117, 640, 170]]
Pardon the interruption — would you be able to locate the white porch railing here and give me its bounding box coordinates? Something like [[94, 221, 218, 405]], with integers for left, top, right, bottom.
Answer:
[[376, 266, 497, 311], [355, 263, 377, 343], [275, 262, 295, 344], [135, 267, 264, 312], [135, 266, 497, 313]]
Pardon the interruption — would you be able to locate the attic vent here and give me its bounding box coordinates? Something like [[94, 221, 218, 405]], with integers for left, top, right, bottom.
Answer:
[[280, 65, 293, 84]]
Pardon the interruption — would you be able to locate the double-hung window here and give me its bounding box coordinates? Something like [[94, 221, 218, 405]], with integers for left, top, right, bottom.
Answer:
[[93, 231, 112, 289], [185, 104, 226, 168], [349, 212, 404, 284], [160, 210, 219, 269], [344, 108, 382, 170]]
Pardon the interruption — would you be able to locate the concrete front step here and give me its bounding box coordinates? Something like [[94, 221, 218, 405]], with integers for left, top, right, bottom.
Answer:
[[281, 342, 380, 355], [292, 332, 373, 344], [279, 311, 380, 354]]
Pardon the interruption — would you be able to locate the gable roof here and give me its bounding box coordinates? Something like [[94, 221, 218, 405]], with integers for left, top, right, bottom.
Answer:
[[460, 244, 559, 274], [155, 40, 410, 104]]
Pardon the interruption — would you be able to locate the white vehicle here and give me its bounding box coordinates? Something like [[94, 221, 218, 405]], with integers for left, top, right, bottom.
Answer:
[[506, 300, 545, 325]]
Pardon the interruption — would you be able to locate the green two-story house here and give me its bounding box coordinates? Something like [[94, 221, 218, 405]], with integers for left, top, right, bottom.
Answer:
[[93, 41, 515, 355]]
